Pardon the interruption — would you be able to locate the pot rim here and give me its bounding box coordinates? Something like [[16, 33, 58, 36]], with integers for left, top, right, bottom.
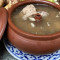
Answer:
[[8, 0, 60, 40]]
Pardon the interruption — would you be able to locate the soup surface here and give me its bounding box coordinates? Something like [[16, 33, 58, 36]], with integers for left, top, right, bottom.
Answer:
[[11, 4, 60, 35]]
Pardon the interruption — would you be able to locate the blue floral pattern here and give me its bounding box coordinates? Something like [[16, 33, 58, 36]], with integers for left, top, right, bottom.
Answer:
[[4, 39, 60, 60]]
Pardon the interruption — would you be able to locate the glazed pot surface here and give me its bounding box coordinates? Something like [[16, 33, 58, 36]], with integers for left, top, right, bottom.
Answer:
[[0, 8, 7, 40]]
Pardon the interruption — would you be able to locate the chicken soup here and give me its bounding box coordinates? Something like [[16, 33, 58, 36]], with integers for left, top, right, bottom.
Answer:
[[11, 4, 60, 35]]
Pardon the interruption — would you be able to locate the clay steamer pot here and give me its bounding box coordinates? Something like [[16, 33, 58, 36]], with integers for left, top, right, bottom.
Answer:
[[7, 0, 60, 54], [0, 8, 7, 40]]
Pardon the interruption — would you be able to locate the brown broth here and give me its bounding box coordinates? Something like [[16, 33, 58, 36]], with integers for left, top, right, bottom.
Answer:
[[11, 4, 60, 35]]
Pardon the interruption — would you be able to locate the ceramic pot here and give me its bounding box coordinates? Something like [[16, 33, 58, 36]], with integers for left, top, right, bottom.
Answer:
[[7, 0, 60, 54], [0, 8, 7, 40]]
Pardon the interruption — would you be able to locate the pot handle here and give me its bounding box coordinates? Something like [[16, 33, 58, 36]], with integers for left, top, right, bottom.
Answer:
[[0, 8, 7, 40]]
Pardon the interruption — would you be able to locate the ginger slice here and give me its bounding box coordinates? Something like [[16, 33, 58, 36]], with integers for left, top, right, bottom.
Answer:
[[5, 0, 19, 10]]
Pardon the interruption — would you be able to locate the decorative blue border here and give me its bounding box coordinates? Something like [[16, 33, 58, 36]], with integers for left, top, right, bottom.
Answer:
[[3, 38, 60, 60]]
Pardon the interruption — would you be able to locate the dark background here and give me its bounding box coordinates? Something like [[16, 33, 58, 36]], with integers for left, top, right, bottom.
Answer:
[[0, 38, 17, 60]]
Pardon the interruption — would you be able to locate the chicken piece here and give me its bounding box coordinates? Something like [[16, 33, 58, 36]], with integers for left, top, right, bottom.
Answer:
[[0, 0, 5, 7], [20, 4, 37, 20], [5, 0, 19, 10], [40, 11, 49, 17]]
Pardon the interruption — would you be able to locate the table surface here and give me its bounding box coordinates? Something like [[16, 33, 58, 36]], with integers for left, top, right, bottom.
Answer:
[[0, 38, 17, 60]]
